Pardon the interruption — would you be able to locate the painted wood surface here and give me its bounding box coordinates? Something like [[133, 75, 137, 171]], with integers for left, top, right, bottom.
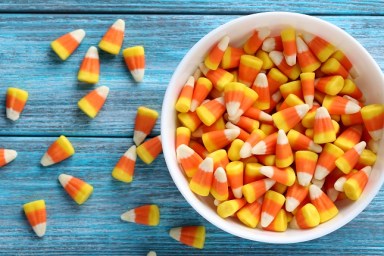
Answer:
[[0, 8, 383, 256], [1, 1, 384, 15]]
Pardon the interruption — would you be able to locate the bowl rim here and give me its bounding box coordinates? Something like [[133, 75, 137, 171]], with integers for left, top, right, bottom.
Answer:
[[161, 11, 384, 244]]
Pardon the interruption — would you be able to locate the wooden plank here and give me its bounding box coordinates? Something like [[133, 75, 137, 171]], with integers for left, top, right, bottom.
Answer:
[[0, 14, 383, 137], [0, 136, 383, 255], [1, 0, 384, 15]]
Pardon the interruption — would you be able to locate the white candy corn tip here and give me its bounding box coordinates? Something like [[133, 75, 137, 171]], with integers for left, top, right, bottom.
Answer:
[[189, 100, 199, 112], [121, 209, 135, 222], [261, 212, 274, 227], [265, 178, 276, 190], [95, 86, 110, 98], [131, 68, 145, 82], [314, 165, 330, 180], [226, 102, 241, 117], [285, 197, 300, 212], [304, 95, 314, 109], [133, 131, 147, 146], [193, 68, 202, 81], [295, 36, 309, 53], [218, 36, 230, 51], [86, 46, 99, 59], [199, 63, 209, 75], [277, 129, 288, 145], [251, 141, 267, 155], [302, 32, 315, 44], [40, 153, 54, 167], [70, 29, 86, 43], [349, 66, 359, 79], [327, 188, 339, 202], [262, 38, 276, 52], [354, 141, 366, 154], [269, 51, 284, 65], [254, 73, 268, 88], [239, 142, 252, 158], [271, 90, 282, 102], [362, 166, 372, 176], [309, 141, 323, 153], [176, 144, 194, 160], [258, 27, 271, 40], [224, 129, 240, 141], [32, 223, 46, 237], [369, 129, 383, 141], [6, 108, 21, 121], [215, 96, 225, 105], [309, 184, 323, 200], [214, 167, 227, 183], [284, 55, 297, 66], [214, 199, 221, 206], [4, 149, 17, 164], [169, 227, 182, 241], [345, 101, 361, 114], [312, 178, 325, 189], [297, 172, 312, 187], [124, 145, 137, 161], [58, 173, 72, 187], [259, 166, 274, 178], [289, 217, 300, 229], [232, 187, 243, 199], [259, 111, 273, 122], [295, 104, 310, 118], [199, 157, 214, 173], [112, 19, 125, 31], [147, 251, 157, 256], [334, 177, 347, 192], [185, 76, 195, 87]]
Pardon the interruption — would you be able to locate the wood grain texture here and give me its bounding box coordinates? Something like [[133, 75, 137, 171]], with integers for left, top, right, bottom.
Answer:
[[0, 14, 383, 137], [1, 0, 384, 15], [0, 136, 383, 255]]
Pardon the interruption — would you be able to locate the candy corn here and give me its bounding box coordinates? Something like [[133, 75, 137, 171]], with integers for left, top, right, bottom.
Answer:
[[175, 76, 195, 113], [263, 208, 288, 232], [279, 80, 303, 100], [228, 139, 244, 161], [343, 166, 371, 200], [287, 129, 322, 153], [361, 104, 384, 141], [225, 161, 244, 198], [202, 129, 239, 153], [0, 149, 17, 168], [6, 87, 29, 121], [309, 185, 338, 223], [242, 178, 275, 203], [334, 125, 362, 151], [229, 115, 259, 134], [243, 28, 270, 55], [335, 141, 366, 174], [190, 77, 213, 112], [314, 143, 344, 180], [331, 50, 358, 78], [244, 163, 264, 184], [300, 72, 315, 108], [204, 36, 230, 70], [334, 170, 358, 192], [237, 199, 263, 228], [272, 104, 310, 133], [313, 107, 336, 144], [221, 46, 245, 69], [231, 86, 259, 120], [281, 27, 297, 66], [301, 32, 336, 62], [23, 200, 47, 237], [178, 111, 201, 132], [322, 95, 361, 115], [340, 79, 364, 101], [269, 51, 301, 80], [177, 144, 203, 178], [285, 181, 309, 212], [259, 166, 296, 186], [133, 107, 159, 146], [78, 86, 109, 118], [78, 46, 100, 84], [208, 149, 229, 170], [256, 50, 274, 70], [275, 129, 293, 168], [260, 190, 285, 227], [210, 167, 229, 201], [314, 76, 344, 96], [290, 203, 320, 229], [296, 37, 321, 72], [267, 68, 288, 94], [189, 157, 214, 196], [169, 226, 206, 249], [136, 135, 162, 164], [252, 73, 270, 110], [217, 198, 246, 218], [41, 135, 75, 167], [295, 151, 318, 186], [251, 132, 277, 155], [121, 205, 160, 226], [123, 46, 145, 82], [99, 19, 125, 55], [238, 55, 263, 87], [224, 82, 245, 117], [321, 58, 349, 79], [240, 129, 266, 158], [58, 174, 93, 205], [196, 97, 226, 126], [262, 35, 283, 52], [279, 94, 304, 111], [51, 29, 85, 60], [199, 63, 233, 91], [112, 145, 137, 183], [176, 127, 191, 150], [225, 122, 249, 142]]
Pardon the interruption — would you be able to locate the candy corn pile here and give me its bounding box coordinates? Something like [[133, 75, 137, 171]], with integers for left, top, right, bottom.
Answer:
[[1, 18, 206, 250], [175, 26, 383, 231]]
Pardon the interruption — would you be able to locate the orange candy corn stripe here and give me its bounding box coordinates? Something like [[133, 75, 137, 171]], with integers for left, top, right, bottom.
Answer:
[[272, 104, 309, 133], [175, 76, 195, 113], [123, 46, 145, 82], [41, 135, 75, 167], [112, 145, 137, 183], [99, 19, 125, 55], [221, 46, 245, 69], [281, 27, 297, 66], [6, 87, 29, 121], [259, 166, 296, 186], [314, 143, 344, 180], [361, 104, 384, 141], [309, 185, 338, 223], [23, 200, 47, 237], [189, 157, 214, 196], [269, 51, 301, 80], [260, 190, 285, 227], [199, 64, 233, 91], [211, 167, 229, 201], [121, 204, 160, 226], [275, 130, 293, 168], [295, 150, 318, 186], [196, 97, 226, 126], [176, 127, 191, 150], [251, 132, 278, 155], [285, 181, 309, 212], [177, 144, 203, 178], [243, 28, 270, 55], [242, 178, 275, 203], [300, 72, 315, 108], [313, 107, 336, 144], [78, 86, 109, 118], [224, 82, 245, 118], [136, 135, 162, 164], [296, 37, 320, 73], [238, 55, 263, 87], [190, 77, 213, 112], [58, 174, 93, 205], [0, 149, 17, 168], [287, 129, 322, 153], [202, 129, 239, 153], [237, 199, 263, 228], [51, 29, 85, 60], [133, 106, 159, 146], [262, 35, 283, 52], [205, 36, 230, 70], [169, 226, 206, 249], [335, 141, 366, 174], [78, 46, 100, 84], [301, 32, 336, 62], [252, 73, 270, 110], [225, 161, 244, 198]]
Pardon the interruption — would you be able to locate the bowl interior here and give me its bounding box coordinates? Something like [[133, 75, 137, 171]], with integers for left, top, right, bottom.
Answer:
[[162, 12, 384, 243]]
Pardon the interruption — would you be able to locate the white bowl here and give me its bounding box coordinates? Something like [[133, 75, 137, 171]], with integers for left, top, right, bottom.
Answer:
[[161, 12, 384, 243]]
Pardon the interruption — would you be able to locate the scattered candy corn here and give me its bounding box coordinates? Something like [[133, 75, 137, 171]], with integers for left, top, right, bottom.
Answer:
[[0, 149, 17, 168], [23, 200, 47, 237], [41, 135, 75, 167], [51, 29, 85, 60], [78, 46, 100, 84], [58, 174, 93, 205], [136, 135, 162, 164], [78, 86, 109, 118], [6, 87, 29, 121], [112, 145, 137, 183], [123, 46, 145, 82], [121, 204, 160, 226], [169, 226, 206, 249], [99, 19, 125, 55], [133, 106, 159, 146]]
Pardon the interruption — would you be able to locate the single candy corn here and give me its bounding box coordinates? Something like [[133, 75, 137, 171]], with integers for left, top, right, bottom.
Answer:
[[262, 35, 283, 52], [300, 72, 315, 108], [51, 29, 85, 60], [260, 190, 285, 227], [231, 86, 259, 120], [210, 167, 229, 201], [244, 162, 264, 184], [295, 151, 318, 186], [41, 135, 75, 166], [121, 205, 160, 226], [281, 27, 297, 66], [202, 129, 239, 153], [240, 129, 266, 158], [228, 139, 244, 161], [238, 55, 263, 87], [243, 106, 272, 123], [242, 178, 275, 203], [133, 107, 159, 146], [314, 76, 344, 96], [313, 107, 336, 144], [224, 82, 245, 117], [309, 185, 338, 223], [285, 181, 309, 212], [196, 97, 226, 126], [225, 161, 244, 198], [301, 32, 336, 62], [361, 104, 384, 141], [6, 87, 29, 121], [177, 144, 203, 178], [256, 50, 274, 70], [176, 127, 191, 150], [204, 36, 230, 70], [251, 132, 277, 155], [190, 77, 213, 112], [340, 79, 364, 101], [123, 46, 145, 82], [217, 198, 246, 218], [112, 145, 137, 183], [290, 203, 320, 229], [225, 122, 250, 142], [99, 19, 125, 55], [175, 76, 195, 113], [136, 135, 162, 164], [279, 94, 304, 111], [237, 199, 263, 228], [334, 125, 362, 151], [199, 64, 233, 91], [229, 115, 259, 134], [343, 166, 371, 200], [259, 166, 296, 186], [0, 149, 17, 168], [208, 149, 229, 170], [78, 86, 109, 118], [78, 46, 100, 84], [169, 226, 206, 249], [279, 80, 303, 100], [189, 157, 214, 196], [335, 141, 366, 174], [23, 200, 47, 237], [252, 73, 270, 110], [322, 95, 361, 115], [314, 143, 344, 180], [221, 46, 245, 69], [58, 174, 93, 205], [267, 68, 288, 94], [272, 104, 310, 133], [331, 50, 358, 78], [275, 129, 293, 168], [243, 28, 270, 55], [287, 129, 322, 153], [269, 51, 301, 80], [296, 37, 321, 72], [321, 58, 349, 79]]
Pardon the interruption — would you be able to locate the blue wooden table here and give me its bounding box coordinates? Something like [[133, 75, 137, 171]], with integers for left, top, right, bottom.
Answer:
[[1, 1, 383, 255]]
